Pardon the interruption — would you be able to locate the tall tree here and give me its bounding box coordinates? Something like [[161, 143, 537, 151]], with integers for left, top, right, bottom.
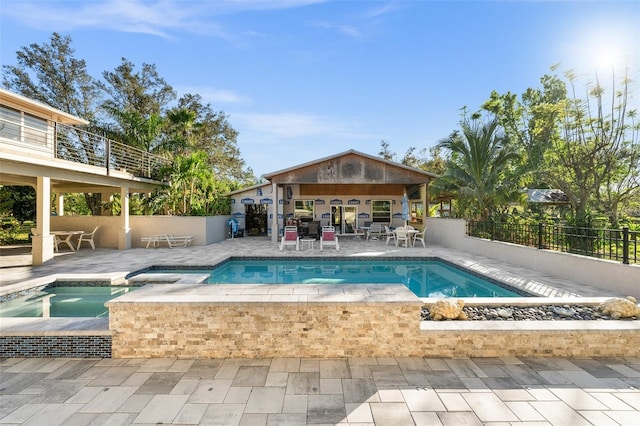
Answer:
[[100, 58, 175, 117], [171, 93, 253, 184], [546, 69, 640, 225], [482, 69, 566, 188], [437, 118, 520, 220], [2, 32, 101, 121], [378, 140, 395, 161], [2, 33, 105, 214]]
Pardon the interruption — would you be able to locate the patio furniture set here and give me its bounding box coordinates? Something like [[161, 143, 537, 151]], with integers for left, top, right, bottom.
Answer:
[[31, 226, 99, 252]]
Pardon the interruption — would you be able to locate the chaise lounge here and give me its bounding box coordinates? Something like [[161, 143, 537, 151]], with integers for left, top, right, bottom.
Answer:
[[279, 226, 300, 251], [320, 226, 339, 251], [141, 234, 193, 248]]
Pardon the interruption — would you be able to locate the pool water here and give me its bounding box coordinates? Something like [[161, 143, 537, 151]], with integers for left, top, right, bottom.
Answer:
[[166, 259, 525, 298], [0, 286, 134, 318]]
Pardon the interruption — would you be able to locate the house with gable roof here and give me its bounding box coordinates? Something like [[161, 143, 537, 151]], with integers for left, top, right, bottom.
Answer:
[[227, 149, 438, 242]]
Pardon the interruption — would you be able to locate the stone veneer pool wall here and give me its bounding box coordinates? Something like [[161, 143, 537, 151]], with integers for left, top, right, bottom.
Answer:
[[106, 283, 640, 359]]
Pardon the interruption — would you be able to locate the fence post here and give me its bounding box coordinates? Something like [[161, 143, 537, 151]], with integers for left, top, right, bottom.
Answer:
[[538, 222, 543, 249], [622, 226, 629, 265], [106, 138, 111, 176], [490, 221, 495, 240]]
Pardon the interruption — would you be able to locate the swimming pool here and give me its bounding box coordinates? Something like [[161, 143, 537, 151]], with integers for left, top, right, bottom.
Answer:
[[0, 286, 135, 318], [147, 258, 528, 298]]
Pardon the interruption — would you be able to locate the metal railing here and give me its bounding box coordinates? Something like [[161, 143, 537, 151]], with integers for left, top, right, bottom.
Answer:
[[466, 220, 639, 264], [54, 123, 170, 180]]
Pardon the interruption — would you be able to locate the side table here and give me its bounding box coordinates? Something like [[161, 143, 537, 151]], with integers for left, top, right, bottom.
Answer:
[[300, 238, 315, 250]]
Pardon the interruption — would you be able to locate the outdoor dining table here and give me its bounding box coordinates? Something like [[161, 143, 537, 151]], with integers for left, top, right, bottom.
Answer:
[[52, 230, 84, 251], [395, 228, 420, 247]]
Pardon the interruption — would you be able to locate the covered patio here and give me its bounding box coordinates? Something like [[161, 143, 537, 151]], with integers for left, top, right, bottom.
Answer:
[[228, 150, 438, 242], [0, 88, 167, 265]]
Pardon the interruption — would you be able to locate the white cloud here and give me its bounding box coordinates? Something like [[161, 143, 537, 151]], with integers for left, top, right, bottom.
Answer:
[[175, 86, 251, 105], [232, 112, 370, 139], [311, 21, 362, 38], [3, 0, 326, 39], [363, 2, 400, 20]]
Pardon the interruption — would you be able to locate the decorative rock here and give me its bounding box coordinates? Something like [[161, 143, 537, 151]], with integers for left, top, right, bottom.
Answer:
[[552, 307, 576, 318], [497, 308, 513, 318], [429, 299, 467, 321], [420, 304, 616, 321], [598, 296, 640, 319]]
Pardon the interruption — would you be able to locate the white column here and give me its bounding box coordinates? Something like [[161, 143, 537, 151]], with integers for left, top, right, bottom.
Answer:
[[33, 176, 54, 265], [422, 182, 429, 222], [118, 186, 131, 249], [56, 193, 64, 216], [271, 182, 279, 243]]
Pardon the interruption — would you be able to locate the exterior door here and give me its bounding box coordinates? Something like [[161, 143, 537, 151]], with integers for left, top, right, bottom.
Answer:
[[332, 205, 357, 234], [245, 204, 268, 236], [342, 206, 357, 234]]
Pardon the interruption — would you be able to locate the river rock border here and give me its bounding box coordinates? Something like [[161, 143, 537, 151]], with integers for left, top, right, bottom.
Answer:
[[420, 304, 630, 321]]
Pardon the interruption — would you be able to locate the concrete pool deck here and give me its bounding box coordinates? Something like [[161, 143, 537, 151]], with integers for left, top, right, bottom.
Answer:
[[0, 236, 629, 298]]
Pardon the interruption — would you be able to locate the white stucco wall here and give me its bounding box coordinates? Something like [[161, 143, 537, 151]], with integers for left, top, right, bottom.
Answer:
[[425, 218, 640, 298], [51, 215, 230, 248]]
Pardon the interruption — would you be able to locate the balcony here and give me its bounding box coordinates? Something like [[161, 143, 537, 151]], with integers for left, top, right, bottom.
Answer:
[[1, 110, 170, 182]]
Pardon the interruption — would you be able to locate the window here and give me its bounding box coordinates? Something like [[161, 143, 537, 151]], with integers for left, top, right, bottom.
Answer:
[[371, 200, 391, 223], [0, 106, 21, 141], [0, 106, 48, 145], [23, 112, 48, 145], [410, 201, 424, 223], [294, 200, 314, 220]]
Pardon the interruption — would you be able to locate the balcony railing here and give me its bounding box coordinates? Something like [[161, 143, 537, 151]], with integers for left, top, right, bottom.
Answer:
[[466, 220, 639, 264], [1, 112, 170, 181], [54, 123, 170, 181]]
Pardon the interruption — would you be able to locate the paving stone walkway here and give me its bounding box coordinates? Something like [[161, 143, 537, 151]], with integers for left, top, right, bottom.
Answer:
[[2, 238, 638, 424], [1, 356, 639, 425]]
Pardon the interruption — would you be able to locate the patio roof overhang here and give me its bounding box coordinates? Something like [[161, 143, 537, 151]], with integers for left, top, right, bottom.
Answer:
[[263, 149, 437, 186]]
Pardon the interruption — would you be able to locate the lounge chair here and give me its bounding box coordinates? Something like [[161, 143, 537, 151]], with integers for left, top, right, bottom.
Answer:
[[320, 226, 339, 251], [384, 226, 395, 246], [77, 226, 99, 250], [141, 234, 193, 248], [279, 226, 300, 251]]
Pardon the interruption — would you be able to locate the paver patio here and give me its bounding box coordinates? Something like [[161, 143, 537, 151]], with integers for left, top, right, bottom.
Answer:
[[1, 237, 639, 424]]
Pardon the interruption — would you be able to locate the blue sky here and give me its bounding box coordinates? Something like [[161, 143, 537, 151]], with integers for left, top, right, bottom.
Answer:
[[2, 0, 639, 178]]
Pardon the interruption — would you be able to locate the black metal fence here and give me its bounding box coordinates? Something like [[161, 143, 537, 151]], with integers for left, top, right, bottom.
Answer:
[[466, 221, 639, 265]]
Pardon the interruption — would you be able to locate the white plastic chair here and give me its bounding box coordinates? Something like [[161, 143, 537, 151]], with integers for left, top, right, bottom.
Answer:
[[384, 226, 395, 246], [394, 226, 410, 248], [77, 226, 99, 250], [413, 229, 426, 248]]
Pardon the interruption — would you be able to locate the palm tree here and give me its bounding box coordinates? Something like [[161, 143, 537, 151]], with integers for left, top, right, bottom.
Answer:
[[437, 118, 520, 220]]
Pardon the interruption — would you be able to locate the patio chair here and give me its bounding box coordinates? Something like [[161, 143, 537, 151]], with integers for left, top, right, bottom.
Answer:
[[77, 226, 99, 250], [384, 226, 395, 246], [307, 221, 320, 239], [279, 226, 300, 251], [413, 229, 426, 248], [368, 223, 383, 240], [320, 226, 339, 251], [394, 226, 411, 248]]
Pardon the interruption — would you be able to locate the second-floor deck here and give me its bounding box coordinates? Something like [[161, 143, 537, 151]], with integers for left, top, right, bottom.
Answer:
[[1, 105, 170, 182]]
